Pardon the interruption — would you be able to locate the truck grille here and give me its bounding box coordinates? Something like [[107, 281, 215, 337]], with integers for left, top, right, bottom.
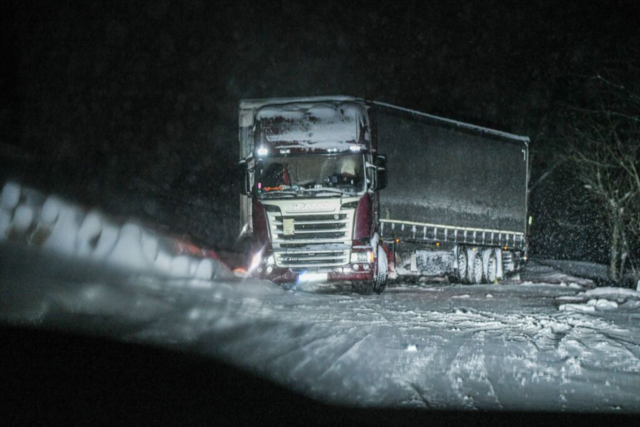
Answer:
[[266, 210, 355, 268]]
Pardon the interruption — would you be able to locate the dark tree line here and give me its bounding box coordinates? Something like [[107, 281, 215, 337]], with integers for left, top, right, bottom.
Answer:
[[562, 58, 640, 285]]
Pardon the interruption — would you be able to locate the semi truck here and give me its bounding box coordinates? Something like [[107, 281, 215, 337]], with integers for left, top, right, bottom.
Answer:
[[238, 96, 529, 293]]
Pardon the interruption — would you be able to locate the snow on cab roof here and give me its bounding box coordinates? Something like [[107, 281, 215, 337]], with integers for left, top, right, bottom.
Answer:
[[254, 101, 369, 148], [240, 95, 363, 110]]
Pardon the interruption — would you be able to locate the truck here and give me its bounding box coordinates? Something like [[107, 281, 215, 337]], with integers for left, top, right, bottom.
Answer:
[[238, 96, 529, 293]]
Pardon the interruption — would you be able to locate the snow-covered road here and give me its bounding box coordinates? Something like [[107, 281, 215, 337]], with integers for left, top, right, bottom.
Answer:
[[3, 243, 640, 414]]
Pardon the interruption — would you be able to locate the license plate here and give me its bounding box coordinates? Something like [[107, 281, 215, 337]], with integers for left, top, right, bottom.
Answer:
[[297, 272, 328, 283]]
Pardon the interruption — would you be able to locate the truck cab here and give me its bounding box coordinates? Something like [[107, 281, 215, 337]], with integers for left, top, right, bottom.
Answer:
[[238, 96, 388, 293]]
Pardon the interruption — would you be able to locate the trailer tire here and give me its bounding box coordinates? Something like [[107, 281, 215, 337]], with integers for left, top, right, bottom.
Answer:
[[483, 250, 498, 284], [470, 251, 483, 284], [456, 248, 469, 284]]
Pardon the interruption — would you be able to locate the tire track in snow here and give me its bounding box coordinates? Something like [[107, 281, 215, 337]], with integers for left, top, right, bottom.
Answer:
[[445, 340, 505, 410], [407, 382, 432, 409], [316, 333, 373, 380], [263, 329, 342, 366], [474, 330, 504, 410], [443, 343, 471, 409], [362, 301, 417, 349]]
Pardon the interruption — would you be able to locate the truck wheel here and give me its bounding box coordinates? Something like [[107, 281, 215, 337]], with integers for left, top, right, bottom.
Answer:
[[470, 251, 483, 284], [456, 248, 469, 284], [483, 251, 498, 284], [373, 271, 387, 294], [373, 245, 388, 294], [373, 277, 386, 294]]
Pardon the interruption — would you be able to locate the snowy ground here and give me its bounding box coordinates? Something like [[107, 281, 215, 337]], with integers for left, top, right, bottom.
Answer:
[[3, 242, 640, 414]]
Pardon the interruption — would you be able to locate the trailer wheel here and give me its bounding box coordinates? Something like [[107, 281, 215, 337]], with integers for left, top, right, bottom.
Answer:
[[470, 251, 483, 284], [456, 248, 469, 284], [483, 251, 498, 284]]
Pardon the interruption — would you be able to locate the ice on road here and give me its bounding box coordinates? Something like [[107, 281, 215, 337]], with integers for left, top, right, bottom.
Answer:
[[2, 244, 640, 414]]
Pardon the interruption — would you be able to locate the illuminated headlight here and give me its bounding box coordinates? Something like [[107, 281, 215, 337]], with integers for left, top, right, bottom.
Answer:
[[257, 147, 268, 156], [266, 255, 275, 266], [350, 251, 373, 263]]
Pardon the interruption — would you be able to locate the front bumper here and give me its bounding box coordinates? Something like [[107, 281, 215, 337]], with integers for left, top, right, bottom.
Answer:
[[255, 265, 374, 284]]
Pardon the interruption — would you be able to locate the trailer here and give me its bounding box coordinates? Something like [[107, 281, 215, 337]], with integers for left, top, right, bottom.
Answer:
[[374, 102, 530, 283]]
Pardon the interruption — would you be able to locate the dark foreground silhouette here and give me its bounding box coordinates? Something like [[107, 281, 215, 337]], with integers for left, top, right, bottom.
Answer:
[[1, 325, 638, 426]]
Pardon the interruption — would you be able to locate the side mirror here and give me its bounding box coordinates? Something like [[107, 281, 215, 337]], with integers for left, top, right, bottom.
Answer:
[[238, 160, 250, 195], [375, 155, 387, 190]]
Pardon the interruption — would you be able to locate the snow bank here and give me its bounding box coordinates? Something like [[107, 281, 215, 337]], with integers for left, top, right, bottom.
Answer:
[[536, 259, 638, 287], [522, 262, 594, 288], [584, 287, 640, 300], [0, 181, 232, 281], [558, 286, 640, 314]]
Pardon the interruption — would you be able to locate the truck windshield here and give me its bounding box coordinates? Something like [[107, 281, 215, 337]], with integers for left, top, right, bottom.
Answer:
[[255, 153, 365, 198]]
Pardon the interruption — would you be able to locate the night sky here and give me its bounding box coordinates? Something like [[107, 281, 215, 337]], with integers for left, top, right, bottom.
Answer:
[[1, 0, 639, 260]]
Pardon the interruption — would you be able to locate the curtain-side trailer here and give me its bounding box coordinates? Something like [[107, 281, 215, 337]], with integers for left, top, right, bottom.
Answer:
[[374, 102, 530, 284]]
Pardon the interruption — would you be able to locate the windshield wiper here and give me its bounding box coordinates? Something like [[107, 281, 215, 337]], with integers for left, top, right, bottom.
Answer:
[[261, 189, 298, 197], [301, 187, 344, 197]]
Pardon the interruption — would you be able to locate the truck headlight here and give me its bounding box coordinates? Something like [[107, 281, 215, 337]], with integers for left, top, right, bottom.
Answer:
[[266, 255, 275, 266], [350, 251, 373, 263]]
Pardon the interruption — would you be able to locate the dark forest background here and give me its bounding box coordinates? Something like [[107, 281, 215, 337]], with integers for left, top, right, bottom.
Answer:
[[1, 0, 639, 264]]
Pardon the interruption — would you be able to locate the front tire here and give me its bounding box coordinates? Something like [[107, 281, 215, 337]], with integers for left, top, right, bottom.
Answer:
[[373, 245, 388, 294], [373, 271, 387, 294]]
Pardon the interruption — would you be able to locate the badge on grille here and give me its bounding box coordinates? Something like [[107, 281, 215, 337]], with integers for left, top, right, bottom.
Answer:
[[283, 218, 295, 236]]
